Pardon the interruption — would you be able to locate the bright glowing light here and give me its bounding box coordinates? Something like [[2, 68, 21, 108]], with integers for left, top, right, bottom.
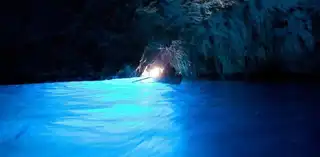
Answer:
[[141, 66, 164, 78], [150, 67, 163, 78]]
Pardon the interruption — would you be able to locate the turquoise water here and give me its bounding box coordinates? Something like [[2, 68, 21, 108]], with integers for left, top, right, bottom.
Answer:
[[0, 78, 319, 157]]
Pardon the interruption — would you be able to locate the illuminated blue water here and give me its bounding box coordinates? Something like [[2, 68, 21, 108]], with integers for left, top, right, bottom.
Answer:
[[0, 78, 319, 157]]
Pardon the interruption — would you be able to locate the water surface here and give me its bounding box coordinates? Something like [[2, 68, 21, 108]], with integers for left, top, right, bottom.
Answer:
[[0, 78, 319, 157]]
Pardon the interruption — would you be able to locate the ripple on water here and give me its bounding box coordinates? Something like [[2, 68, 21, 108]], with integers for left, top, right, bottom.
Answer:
[[0, 79, 319, 157]]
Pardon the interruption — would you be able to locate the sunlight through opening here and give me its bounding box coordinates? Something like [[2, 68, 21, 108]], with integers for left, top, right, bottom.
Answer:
[[141, 66, 164, 78]]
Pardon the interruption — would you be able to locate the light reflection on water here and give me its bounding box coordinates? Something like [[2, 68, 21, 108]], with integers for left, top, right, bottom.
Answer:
[[0, 78, 319, 157], [0, 78, 183, 157]]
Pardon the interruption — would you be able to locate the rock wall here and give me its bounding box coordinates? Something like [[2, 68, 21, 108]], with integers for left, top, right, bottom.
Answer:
[[0, 0, 145, 84], [136, 0, 320, 81], [1, 0, 319, 84]]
